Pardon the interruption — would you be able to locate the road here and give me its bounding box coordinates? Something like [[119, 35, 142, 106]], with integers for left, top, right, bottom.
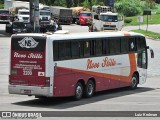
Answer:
[[0, 24, 160, 120]]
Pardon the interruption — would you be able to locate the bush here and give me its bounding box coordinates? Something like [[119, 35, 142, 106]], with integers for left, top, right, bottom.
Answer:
[[115, 0, 142, 16], [124, 18, 132, 23]]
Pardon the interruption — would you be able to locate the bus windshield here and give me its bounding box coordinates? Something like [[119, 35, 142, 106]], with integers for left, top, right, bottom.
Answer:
[[100, 15, 118, 22]]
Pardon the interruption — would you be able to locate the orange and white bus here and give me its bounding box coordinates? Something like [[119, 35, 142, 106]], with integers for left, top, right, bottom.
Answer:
[[8, 31, 154, 100]]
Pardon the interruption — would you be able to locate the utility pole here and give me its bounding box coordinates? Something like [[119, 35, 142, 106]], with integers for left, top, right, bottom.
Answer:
[[29, 0, 34, 27], [34, 0, 40, 32]]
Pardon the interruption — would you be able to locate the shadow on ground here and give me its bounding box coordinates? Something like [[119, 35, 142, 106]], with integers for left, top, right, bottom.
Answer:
[[12, 87, 155, 109]]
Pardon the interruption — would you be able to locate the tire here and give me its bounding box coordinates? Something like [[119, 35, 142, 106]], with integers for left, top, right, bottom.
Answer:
[[85, 80, 95, 98], [130, 74, 138, 89], [74, 82, 83, 100]]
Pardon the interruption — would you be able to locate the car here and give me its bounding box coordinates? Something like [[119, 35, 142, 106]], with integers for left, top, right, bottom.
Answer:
[[11, 21, 27, 34], [25, 22, 33, 33], [40, 20, 50, 33]]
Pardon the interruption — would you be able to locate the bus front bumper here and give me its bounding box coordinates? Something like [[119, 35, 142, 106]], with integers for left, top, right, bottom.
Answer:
[[8, 85, 51, 97]]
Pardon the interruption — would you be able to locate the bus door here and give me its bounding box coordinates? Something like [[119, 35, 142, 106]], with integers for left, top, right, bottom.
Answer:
[[137, 50, 147, 84], [9, 36, 48, 88]]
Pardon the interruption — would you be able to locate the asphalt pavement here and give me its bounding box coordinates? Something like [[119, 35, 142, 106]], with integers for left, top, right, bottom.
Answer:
[[0, 24, 160, 120]]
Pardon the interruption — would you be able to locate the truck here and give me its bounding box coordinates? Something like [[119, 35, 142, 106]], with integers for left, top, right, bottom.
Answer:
[[39, 10, 51, 21], [4, 0, 29, 10], [71, 7, 91, 25], [0, 9, 11, 24], [9, 6, 30, 23], [49, 6, 72, 25], [92, 6, 124, 31]]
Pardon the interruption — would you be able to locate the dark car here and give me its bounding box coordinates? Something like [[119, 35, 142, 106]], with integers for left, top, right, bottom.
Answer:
[[25, 22, 33, 33], [40, 21, 50, 33], [11, 21, 27, 34]]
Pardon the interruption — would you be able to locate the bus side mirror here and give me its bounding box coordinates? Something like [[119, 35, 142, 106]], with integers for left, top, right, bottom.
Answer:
[[147, 46, 154, 58], [150, 48, 154, 58]]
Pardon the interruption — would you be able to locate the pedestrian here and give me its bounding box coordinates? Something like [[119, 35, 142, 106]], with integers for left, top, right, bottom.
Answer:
[[53, 20, 57, 32], [35, 23, 40, 33]]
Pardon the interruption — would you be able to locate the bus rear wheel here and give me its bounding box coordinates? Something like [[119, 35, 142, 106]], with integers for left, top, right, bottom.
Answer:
[[85, 80, 95, 98], [74, 82, 83, 100], [130, 74, 138, 89]]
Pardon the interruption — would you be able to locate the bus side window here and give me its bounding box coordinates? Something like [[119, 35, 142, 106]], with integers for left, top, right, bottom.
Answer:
[[59, 41, 71, 60], [84, 40, 90, 57], [109, 38, 120, 55], [136, 37, 146, 51], [65, 41, 71, 59], [59, 41, 66, 60], [121, 37, 129, 53], [79, 41, 84, 58], [53, 41, 59, 61], [71, 40, 80, 58], [129, 37, 137, 52], [96, 39, 102, 56], [90, 40, 96, 56], [102, 39, 109, 55]]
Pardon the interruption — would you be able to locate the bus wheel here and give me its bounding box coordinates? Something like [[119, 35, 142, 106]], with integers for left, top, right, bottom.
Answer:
[[74, 82, 83, 100], [130, 74, 138, 89], [85, 80, 95, 98]]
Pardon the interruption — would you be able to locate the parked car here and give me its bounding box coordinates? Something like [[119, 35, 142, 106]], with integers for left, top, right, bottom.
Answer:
[[5, 21, 27, 34], [24, 22, 33, 33], [12, 21, 27, 34], [40, 20, 50, 33]]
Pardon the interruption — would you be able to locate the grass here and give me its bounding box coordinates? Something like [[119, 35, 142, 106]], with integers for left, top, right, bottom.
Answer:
[[0, 4, 3, 9], [124, 13, 160, 26], [132, 29, 160, 40]]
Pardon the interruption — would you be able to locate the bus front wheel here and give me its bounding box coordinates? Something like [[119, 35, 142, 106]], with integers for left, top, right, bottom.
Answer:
[[74, 82, 83, 100], [130, 74, 138, 89], [85, 80, 95, 98]]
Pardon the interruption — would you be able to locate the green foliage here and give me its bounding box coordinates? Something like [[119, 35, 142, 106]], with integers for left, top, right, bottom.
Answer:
[[0, 4, 3, 9], [125, 14, 160, 26], [115, 0, 142, 16], [124, 18, 132, 23]]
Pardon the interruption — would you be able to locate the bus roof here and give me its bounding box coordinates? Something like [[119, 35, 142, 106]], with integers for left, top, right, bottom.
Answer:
[[12, 31, 145, 41]]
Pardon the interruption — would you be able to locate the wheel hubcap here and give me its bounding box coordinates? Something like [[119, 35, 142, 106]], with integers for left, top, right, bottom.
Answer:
[[76, 86, 82, 98], [87, 84, 94, 95], [132, 77, 137, 87]]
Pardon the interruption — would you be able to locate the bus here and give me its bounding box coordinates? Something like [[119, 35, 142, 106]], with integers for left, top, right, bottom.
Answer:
[[8, 31, 154, 100]]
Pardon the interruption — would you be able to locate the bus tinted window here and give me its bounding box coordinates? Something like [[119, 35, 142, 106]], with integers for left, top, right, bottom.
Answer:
[[11, 36, 46, 52], [84, 41, 90, 57], [79, 41, 84, 57], [109, 38, 120, 54], [121, 37, 129, 53], [137, 37, 146, 50], [53, 41, 59, 61], [102, 39, 109, 55], [129, 38, 137, 52], [58, 41, 66, 59], [71, 41, 80, 58], [65, 41, 71, 59], [96, 39, 102, 56]]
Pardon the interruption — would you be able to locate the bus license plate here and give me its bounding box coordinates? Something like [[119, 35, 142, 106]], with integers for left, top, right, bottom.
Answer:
[[21, 89, 32, 94]]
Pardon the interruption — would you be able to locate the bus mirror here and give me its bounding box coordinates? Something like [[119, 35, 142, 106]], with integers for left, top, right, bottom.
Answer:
[[149, 48, 154, 58]]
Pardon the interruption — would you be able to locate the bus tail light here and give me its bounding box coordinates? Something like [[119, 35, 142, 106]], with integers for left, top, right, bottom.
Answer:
[[45, 77, 50, 87]]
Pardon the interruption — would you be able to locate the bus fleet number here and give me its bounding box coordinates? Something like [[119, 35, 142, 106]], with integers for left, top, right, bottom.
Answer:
[[23, 71, 32, 75]]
